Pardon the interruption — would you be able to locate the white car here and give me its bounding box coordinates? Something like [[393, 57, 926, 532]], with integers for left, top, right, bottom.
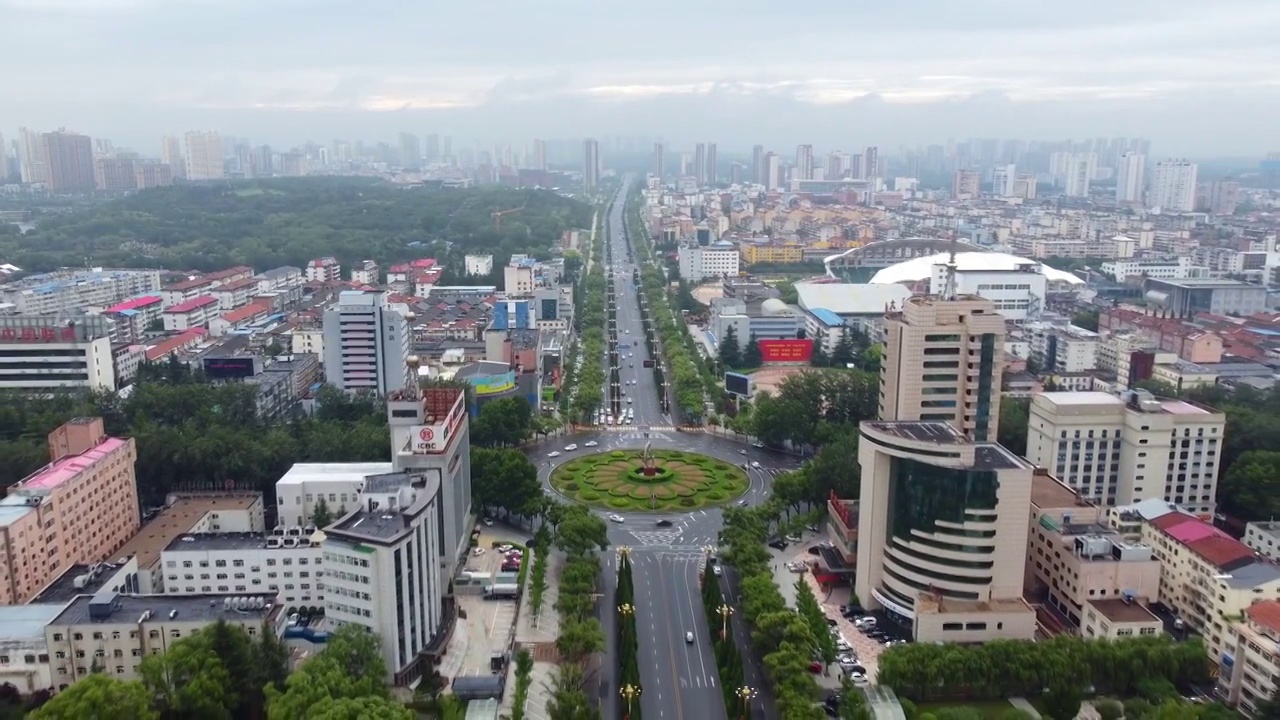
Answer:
[[564, 444, 578, 452], [472, 547, 485, 556], [685, 631, 695, 644], [608, 514, 625, 523], [584, 441, 598, 448], [855, 617, 877, 630], [712, 565, 722, 576], [548, 451, 561, 458], [850, 672, 869, 685], [751, 461, 761, 469]]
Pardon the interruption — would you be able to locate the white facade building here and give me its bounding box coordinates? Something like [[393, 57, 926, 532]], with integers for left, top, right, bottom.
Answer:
[[306, 257, 341, 283], [160, 532, 325, 608], [1115, 152, 1146, 204], [0, 269, 161, 315], [1149, 160, 1198, 213], [992, 164, 1016, 197], [1101, 257, 1205, 281], [678, 244, 740, 282], [1026, 390, 1225, 514], [350, 260, 380, 285], [275, 462, 392, 528], [0, 328, 115, 392], [322, 290, 411, 395], [464, 254, 494, 277], [503, 258, 536, 296], [927, 263, 1048, 322], [184, 131, 224, 180], [1026, 322, 1099, 373]]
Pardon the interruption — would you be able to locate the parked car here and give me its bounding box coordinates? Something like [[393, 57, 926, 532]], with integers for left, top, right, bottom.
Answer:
[[547, 451, 561, 458]]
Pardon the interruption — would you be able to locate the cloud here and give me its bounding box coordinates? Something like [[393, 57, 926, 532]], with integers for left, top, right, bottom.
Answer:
[[0, 0, 1278, 155]]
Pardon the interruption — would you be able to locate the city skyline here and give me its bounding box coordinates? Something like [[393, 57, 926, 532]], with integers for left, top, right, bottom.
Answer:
[[2, 0, 1279, 155]]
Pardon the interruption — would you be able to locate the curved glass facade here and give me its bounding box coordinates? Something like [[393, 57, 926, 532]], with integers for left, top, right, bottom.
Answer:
[[882, 455, 999, 606]]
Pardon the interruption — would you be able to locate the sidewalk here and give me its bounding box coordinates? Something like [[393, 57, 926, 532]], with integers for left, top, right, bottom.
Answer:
[[497, 549, 564, 720]]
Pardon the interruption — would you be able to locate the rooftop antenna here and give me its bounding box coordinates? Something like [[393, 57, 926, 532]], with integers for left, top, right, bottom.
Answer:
[[941, 235, 959, 301]]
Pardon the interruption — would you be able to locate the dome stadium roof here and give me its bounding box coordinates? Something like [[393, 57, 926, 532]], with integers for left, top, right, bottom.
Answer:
[[868, 252, 1084, 286]]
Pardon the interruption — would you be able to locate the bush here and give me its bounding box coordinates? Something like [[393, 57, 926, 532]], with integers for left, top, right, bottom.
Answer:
[[1093, 699, 1124, 720], [679, 497, 697, 507]]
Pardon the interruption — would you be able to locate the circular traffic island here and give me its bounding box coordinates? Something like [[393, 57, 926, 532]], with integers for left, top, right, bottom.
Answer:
[[551, 449, 749, 512]]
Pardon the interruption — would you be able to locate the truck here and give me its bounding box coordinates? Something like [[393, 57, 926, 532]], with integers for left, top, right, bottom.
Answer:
[[485, 583, 520, 600]]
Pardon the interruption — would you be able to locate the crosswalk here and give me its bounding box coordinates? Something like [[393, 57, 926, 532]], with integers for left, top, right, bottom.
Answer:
[[597, 425, 678, 432], [628, 530, 683, 546]]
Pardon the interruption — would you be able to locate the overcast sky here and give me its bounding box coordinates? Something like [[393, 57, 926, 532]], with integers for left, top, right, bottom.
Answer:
[[2, 0, 1278, 157]]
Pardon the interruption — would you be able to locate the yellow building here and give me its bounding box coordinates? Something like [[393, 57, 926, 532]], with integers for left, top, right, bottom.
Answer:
[[739, 244, 804, 265]]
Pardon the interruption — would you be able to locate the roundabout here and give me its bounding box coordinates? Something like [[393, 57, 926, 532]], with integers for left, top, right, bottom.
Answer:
[[549, 447, 749, 512]]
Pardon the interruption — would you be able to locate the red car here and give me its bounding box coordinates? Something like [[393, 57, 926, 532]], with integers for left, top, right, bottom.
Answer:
[[808, 661, 823, 674]]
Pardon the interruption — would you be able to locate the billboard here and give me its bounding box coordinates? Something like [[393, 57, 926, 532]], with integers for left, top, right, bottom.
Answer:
[[410, 424, 449, 454], [470, 371, 517, 396], [757, 339, 814, 364], [202, 356, 260, 380], [725, 372, 753, 397]]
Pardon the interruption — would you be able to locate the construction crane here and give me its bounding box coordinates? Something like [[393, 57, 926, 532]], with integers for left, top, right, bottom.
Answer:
[[491, 200, 528, 231]]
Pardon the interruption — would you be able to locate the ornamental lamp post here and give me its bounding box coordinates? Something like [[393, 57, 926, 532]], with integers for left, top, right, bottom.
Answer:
[[735, 685, 757, 720], [619, 683, 642, 720], [717, 603, 734, 640]]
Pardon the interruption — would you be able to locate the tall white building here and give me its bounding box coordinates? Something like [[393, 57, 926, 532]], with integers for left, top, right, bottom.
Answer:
[[677, 244, 740, 282], [17, 127, 48, 184], [991, 164, 1016, 197], [1064, 154, 1093, 197], [1026, 390, 1224, 515], [765, 153, 781, 191], [184, 131, 225, 180], [322, 290, 411, 395], [794, 144, 814, 181], [1115, 152, 1146, 204], [582, 138, 600, 192], [464, 254, 494, 276], [161, 135, 186, 179], [1148, 160, 1198, 213]]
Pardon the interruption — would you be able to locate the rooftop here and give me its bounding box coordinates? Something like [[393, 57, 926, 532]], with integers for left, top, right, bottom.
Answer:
[[165, 295, 219, 314], [12, 437, 128, 493], [104, 295, 163, 314], [145, 328, 208, 361], [1246, 600, 1280, 634], [33, 561, 134, 604], [50, 592, 280, 627], [330, 473, 441, 544], [0, 605, 67, 641], [1031, 472, 1085, 510], [861, 421, 1030, 470], [794, 282, 914, 316], [163, 531, 313, 553], [1089, 598, 1161, 624], [1220, 561, 1280, 589], [112, 495, 261, 568], [1187, 535, 1257, 570], [275, 462, 394, 488], [1150, 278, 1263, 289]]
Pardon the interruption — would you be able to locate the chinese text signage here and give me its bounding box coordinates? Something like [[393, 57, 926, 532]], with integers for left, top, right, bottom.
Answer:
[[757, 339, 814, 364], [0, 326, 78, 343]]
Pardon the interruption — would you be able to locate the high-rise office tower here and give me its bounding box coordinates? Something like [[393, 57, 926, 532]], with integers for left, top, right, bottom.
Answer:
[[399, 133, 421, 169], [694, 143, 706, 184], [1063, 154, 1093, 198], [1148, 160, 1198, 212], [442, 136, 453, 162], [991, 164, 1016, 197], [850, 154, 864, 180], [42, 130, 95, 193], [425, 134, 441, 163], [952, 169, 980, 199], [826, 152, 848, 179], [705, 143, 717, 184], [323, 290, 412, 396], [532, 139, 548, 171], [1115, 152, 1146, 204], [729, 162, 744, 185], [18, 128, 49, 185], [863, 146, 880, 181], [794, 144, 814, 181], [854, 261, 1035, 642], [764, 152, 781, 191], [160, 136, 185, 179], [752, 144, 764, 185], [652, 142, 665, 181], [184, 131, 225, 180], [582, 138, 601, 192]]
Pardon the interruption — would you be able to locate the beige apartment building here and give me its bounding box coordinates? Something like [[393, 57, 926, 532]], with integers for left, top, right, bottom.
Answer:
[[878, 294, 1005, 442], [0, 418, 140, 605], [1026, 471, 1163, 634], [1026, 390, 1225, 516], [45, 592, 280, 690], [855, 421, 1037, 643], [1218, 600, 1280, 715]]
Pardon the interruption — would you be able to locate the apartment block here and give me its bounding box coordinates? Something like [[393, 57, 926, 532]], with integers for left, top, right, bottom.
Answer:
[[161, 295, 219, 331], [0, 418, 139, 605], [1026, 322, 1099, 373], [0, 316, 117, 392], [306, 257, 341, 283], [1244, 522, 1280, 561], [678, 244, 741, 282], [0, 268, 162, 315], [159, 531, 323, 608], [321, 290, 411, 396], [1218, 601, 1280, 714], [1027, 390, 1225, 514], [1026, 472, 1162, 634]]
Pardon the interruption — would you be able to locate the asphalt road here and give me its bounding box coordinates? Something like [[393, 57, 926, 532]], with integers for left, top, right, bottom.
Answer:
[[529, 179, 796, 720]]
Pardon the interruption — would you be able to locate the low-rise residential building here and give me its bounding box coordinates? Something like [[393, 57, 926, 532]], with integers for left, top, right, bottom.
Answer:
[[162, 295, 219, 331], [1218, 600, 1280, 714], [306, 257, 341, 283], [207, 302, 271, 337], [44, 592, 280, 690], [101, 296, 164, 342], [678, 244, 740, 282], [1080, 598, 1164, 640], [1151, 360, 1219, 393], [1102, 257, 1206, 281], [255, 266, 304, 293], [0, 269, 161, 315], [351, 260, 380, 285], [144, 328, 207, 363], [1244, 522, 1280, 561], [464, 254, 494, 277], [209, 278, 259, 311], [160, 531, 323, 608], [0, 418, 140, 605]]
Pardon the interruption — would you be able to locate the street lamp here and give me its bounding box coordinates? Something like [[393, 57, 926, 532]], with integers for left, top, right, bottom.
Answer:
[[617, 545, 631, 565], [617, 602, 635, 617], [717, 603, 734, 640], [735, 686, 757, 720], [619, 683, 642, 720]]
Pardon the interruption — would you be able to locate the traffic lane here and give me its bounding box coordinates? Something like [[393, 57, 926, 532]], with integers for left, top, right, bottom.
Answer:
[[598, 551, 619, 718], [634, 555, 681, 720], [673, 556, 728, 720], [719, 566, 779, 720]]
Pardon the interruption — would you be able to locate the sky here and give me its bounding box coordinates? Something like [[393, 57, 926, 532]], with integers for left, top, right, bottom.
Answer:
[[2, 0, 1278, 157]]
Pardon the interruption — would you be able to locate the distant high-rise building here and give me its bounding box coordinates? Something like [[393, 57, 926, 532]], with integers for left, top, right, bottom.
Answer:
[[729, 162, 744, 185], [184, 131, 224, 180], [134, 160, 173, 189], [442, 136, 453, 163], [794, 144, 814, 181], [652, 142, 665, 181], [93, 158, 137, 192], [764, 152, 781, 191], [18, 127, 49, 185], [399, 133, 421, 169], [850, 154, 864, 180], [991, 164, 1016, 197], [323, 290, 411, 396], [863, 146, 880, 181], [532, 139, 548, 171], [705, 143, 717, 184], [582, 138, 601, 192], [1149, 160, 1197, 212], [1115, 152, 1146, 204], [751, 144, 764, 185], [1064, 154, 1093, 198], [425, 134, 441, 163], [952, 169, 980, 199], [160, 135, 185, 179], [1201, 180, 1240, 215], [694, 143, 706, 184], [42, 130, 95, 193], [826, 152, 848, 179]]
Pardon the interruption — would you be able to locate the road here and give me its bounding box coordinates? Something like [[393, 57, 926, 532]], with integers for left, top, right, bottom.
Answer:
[[531, 179, 794, 720]]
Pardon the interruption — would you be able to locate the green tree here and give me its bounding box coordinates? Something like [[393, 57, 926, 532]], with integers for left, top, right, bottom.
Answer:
[[305, 696, 414, 720], [471, 447, 542, 519], [554, 505, 609, 556], [831, 333, 856, 368], [1093, 698, 1125, 720], [266, 625, 390, 720], [795, 577, 837, 665], [718, 325, 742, 369], [310, 497, 335, 528], [1042, 684, 1083, 720], [743, 334, 763, 368], [998, 398, 1030, 457], [1072, 310, 1100, 332], [139, 627, 237, 719], [28, 675, 158, 720]]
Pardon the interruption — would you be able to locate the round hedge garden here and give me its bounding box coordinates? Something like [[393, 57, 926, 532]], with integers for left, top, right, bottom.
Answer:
[[549, 449, 749, 512]]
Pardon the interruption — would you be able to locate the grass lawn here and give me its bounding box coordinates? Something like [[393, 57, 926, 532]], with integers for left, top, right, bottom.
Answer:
[[915, 700, 1021, 719]]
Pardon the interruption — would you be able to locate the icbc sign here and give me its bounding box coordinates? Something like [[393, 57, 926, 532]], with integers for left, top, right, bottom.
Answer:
[[0, 327, 77, 343], [419, 428, 434, 443], [411, 424, 446, 454]]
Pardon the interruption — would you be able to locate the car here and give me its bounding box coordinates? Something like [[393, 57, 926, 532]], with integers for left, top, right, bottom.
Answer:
[[807, 661, 823, 674], [752, 442, 765, 448], [496, 544, 513, 553], [608, 514, 625, 523], [547, 451, 561, 458], [685, 631, 694, 644], [481, 517, 494, 527], [767, 539, 788, 551], [712, 565, 723, 576], [850, 672, 869, 685], [751, 461, 761, 469], [825, 617, 839, 626], [785, 533, 802, 543], [655, 519, 673, 527], [564, 444, 578, 452], [584, 441, 599, 447], [737, 499, 749, 506], [855, 617, 877, 629], [739, 449, 747, 455], [627, 398, 633, 404]]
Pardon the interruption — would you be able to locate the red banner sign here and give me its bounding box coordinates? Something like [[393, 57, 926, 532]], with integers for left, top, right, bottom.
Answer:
[[757, 339, 813, 364], [0, 327, 77, 343]]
